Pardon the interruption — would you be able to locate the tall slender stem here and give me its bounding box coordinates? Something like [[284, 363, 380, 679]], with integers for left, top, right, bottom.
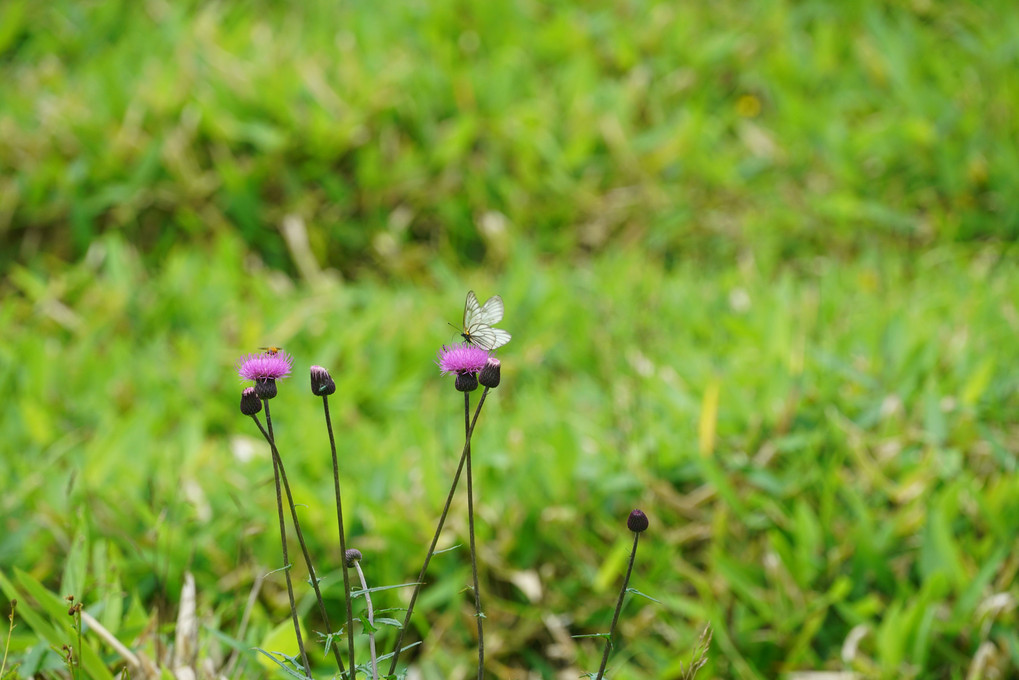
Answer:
[[386, 387, 491, 677], [323, 396, 357, 676], [353, 562, 379, 680], [262, 400, 312, 677], [1, 600, 16, 678], [594, 532, 641, 680], [465, 392, 484, 678], [254, 413, 348, 676]]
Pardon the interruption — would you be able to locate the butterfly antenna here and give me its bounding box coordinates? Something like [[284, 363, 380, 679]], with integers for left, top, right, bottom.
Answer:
[[447, 322, 465, 344]]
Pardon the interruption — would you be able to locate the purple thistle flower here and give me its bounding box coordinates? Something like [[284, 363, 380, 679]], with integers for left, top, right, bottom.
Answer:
[[436, 343, 490, 376], [237, 350, 294, 382]]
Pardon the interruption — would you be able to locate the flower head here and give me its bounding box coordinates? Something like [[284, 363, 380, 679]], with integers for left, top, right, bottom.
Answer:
[[627, 509, 649, 533], [436, 343, 490, 376], [239, 387, 262, 415], [478, 357, 501, 388], [237, 350, 294, 382], [345, 548, 363, 567], [310, 365, 336, 396]]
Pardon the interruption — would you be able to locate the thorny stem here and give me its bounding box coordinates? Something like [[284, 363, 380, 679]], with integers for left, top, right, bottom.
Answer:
[[261, 399, 312, 678], [353, 562, 379, 680], [594, 531, 641, 680], [465, 392, 484, 679], [255, 408, 347, 677], [322, 396, 357, 677], [386, 387, 491, 677]]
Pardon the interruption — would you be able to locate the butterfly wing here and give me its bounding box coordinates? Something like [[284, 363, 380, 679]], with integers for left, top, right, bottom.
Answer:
[[464, 290, 504, 327], [463, 290, 484, 329], [476, 295, 504, 325], [464, 326, 511, 351], [483, 328, 512, 350], [461, 290, 511, 350]]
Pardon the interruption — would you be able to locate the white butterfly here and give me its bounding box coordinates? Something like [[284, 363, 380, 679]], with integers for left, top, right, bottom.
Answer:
[[459, 290, 512, 351]]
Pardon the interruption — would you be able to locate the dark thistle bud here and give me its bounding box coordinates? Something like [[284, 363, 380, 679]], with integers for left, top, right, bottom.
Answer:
[[455, 372, 479, 392], [310, 365, 336, 396], [345, 548, 363, 567], [240, 387, 262, 415], [254, 378, 277, 400], [627, 509, 649, 533], [478, 358, 501, 388]]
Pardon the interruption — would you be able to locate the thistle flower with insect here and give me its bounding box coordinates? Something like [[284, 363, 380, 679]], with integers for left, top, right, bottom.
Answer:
[[236, 351, 351, 679]]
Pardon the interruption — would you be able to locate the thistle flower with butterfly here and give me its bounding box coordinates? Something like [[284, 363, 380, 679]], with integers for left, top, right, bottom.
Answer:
[[230, 297, 705, 678], [389, 291, 510, 679], [234, 290, 512, 679]]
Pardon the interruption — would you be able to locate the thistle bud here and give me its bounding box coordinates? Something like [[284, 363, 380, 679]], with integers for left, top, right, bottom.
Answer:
[[240, 387, 262, 415], [627, 509, 649, 533], [478, 358, 501, 388], [345, 548, 363, 567], [310, 365, 336, 396]]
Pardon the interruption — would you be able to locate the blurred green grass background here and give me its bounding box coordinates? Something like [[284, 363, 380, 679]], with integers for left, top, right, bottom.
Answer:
[[2, 0, 1019, 678]]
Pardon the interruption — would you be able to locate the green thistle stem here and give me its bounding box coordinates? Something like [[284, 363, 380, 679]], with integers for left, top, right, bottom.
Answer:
[[465, 391, 484, 679], [387, 387, 490, 677], [322, 395, 357, 677], [353, 561, 379, 680], [594, 531, 641, 680], [260, 400, 312, 678]]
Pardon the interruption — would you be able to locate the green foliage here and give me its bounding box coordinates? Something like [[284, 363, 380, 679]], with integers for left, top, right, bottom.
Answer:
[[0, 571, 113, 680], [2, 0, 1019, 678], [2, 235, 1018, 677], [2, 0, 1018, 275]]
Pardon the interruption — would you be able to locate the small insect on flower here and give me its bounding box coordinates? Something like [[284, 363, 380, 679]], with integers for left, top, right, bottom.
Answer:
[[456, 290, 511, 351], [260, 346, 283, 355]]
